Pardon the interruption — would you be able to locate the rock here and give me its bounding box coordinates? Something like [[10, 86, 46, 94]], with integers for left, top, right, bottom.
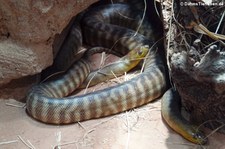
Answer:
[[0, 40, 51, 85], [169, 0, 225, 133], [0, 0, 97, 99]]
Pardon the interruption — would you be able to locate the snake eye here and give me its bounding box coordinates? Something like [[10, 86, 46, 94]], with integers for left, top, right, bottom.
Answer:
[[137, 49, 143, 56], [137, 46, 147, 56]]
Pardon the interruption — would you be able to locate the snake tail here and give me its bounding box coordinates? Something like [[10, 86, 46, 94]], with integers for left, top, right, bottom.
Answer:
[[161, 88, 207, 144]]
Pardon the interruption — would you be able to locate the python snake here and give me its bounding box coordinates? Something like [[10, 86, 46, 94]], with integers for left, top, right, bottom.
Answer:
[[26, 2, 207, 144]]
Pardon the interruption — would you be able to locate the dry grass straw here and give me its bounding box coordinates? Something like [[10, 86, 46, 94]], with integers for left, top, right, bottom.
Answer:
[[5, 102, 26, 108], [54, 116, 116, 149], [17, 135, 36, 149], [0, 140, 18, 146], [173, 2, 225, 53]]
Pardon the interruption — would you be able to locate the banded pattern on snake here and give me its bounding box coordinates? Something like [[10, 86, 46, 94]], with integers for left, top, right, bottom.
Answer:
[[27, 3, 163, 123], [26, 1, 207, 144]]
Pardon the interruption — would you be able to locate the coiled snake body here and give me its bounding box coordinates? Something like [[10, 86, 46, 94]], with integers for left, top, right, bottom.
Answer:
[[26, 3, 207, 144], [27, 3, 164, 123]]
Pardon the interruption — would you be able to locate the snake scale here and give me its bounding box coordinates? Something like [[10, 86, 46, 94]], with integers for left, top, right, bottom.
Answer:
[[26, 2, 207, 144], [79, 45, 149, 88]]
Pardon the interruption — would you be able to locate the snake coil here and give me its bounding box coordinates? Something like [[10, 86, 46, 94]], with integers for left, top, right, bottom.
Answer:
[[26, 2, 207, 144]]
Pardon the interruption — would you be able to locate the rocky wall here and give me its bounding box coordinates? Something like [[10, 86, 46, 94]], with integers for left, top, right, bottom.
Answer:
[[0, 0, 97, 99]]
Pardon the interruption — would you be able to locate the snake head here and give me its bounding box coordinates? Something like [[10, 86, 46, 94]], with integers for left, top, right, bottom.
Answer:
[[124, 45, 149, 66], [137, 45, 149, 57], [129, 45, 149, 61]]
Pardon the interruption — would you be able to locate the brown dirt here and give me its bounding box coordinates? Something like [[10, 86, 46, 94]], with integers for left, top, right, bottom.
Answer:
[[1, 98, 225, 149]]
